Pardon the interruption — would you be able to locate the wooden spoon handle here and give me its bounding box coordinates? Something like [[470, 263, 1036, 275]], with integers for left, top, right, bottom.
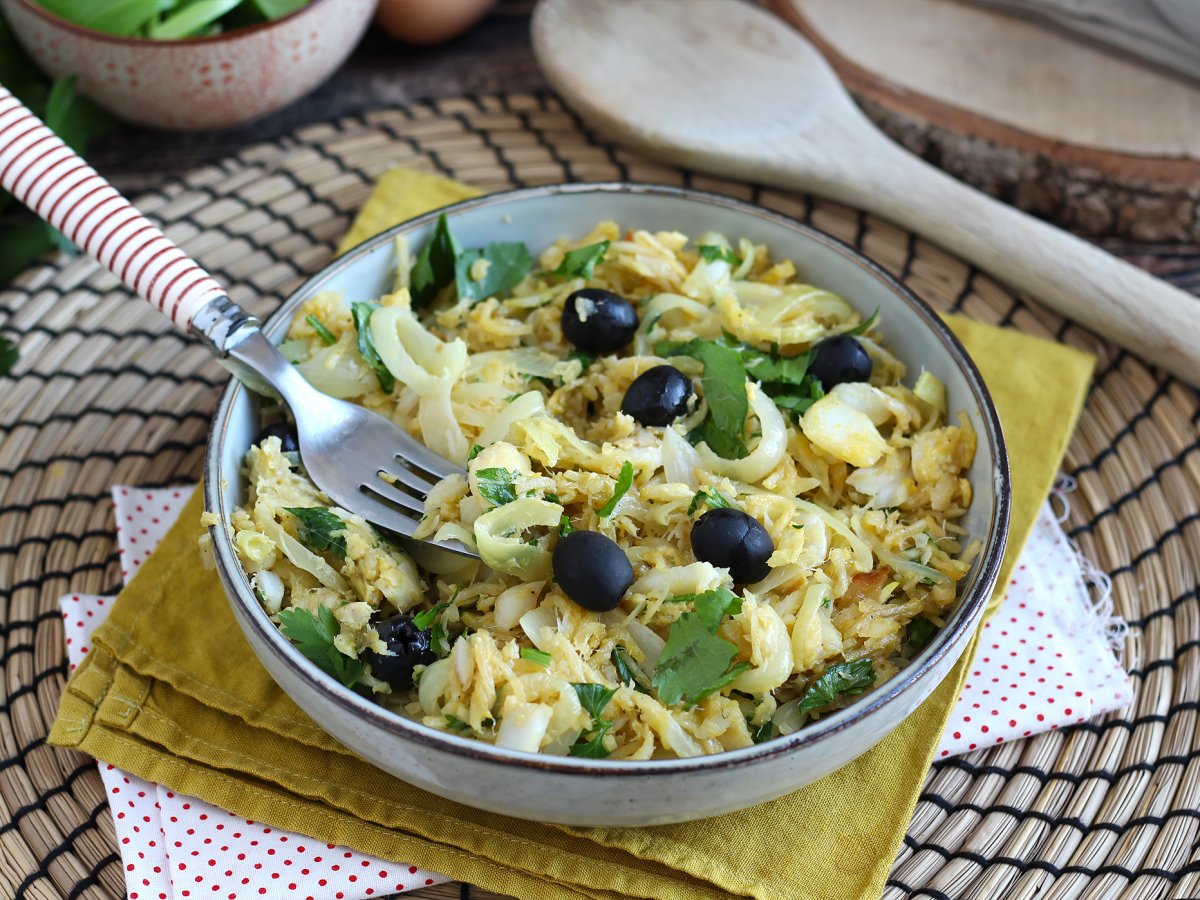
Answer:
[[799, 122, 1200, 384]]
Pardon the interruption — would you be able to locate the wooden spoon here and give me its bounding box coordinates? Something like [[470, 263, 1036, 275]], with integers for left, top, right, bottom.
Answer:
[[532, 0, 1200, 386]]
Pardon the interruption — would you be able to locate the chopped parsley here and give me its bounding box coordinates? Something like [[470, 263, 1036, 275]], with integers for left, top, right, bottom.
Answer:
[[445, 714, 471, 732], [468, 443, 485, 461], [906, 618, 939, 652], [655, 338, 749, 459], [612, 645, 652, 694], [715, 334, 827, 420], [796, 659, 876, 715], [651, 612, 749, 708], [697, 244, 741, 267], [475, 467, 518, 507], [558, 514, 574, 537], [687, 487, 733, 516], [666, 587, 743, 632], [520, 647, 552, 667], [350, 301, 395, 393], [455, 241, 534, 303], [410, 214, 463, 308], [552, 240, 610, 279], [750, 721, 775, 744], [595, 460, 634, 517], [566, 349, 595, 373], [283, 507, 347, 560], [305, 314, 337, 346], [413, 602, 450, 631], [843, 307, 879, 336], [569, 682, 618, 758], [277, 606, 364, 688]]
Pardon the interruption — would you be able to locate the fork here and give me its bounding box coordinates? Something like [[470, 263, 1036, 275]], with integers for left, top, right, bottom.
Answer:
[[0, 87, 476, 559]]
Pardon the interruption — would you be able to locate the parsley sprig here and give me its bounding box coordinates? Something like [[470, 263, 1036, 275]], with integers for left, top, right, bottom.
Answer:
[[475, 467, 518, 507], [569, 683, 618, 758], [350, 302, 395, 394], [796, 659, 876, 715], [551, 240, 610, 279], [283, 507, 347, 561], [277, 606, 364, 688], [687, 487, 733, 516], [410, 213, 533, 308], [595, 460, 634, 517], [655, 338, 749, 460]]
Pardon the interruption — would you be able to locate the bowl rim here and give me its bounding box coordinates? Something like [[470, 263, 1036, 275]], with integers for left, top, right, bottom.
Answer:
[[9, 0, 334, 45], [205, 181, 1011, 776]]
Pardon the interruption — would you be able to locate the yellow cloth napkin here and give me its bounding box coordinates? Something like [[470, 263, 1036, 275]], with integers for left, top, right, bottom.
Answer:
[[50, 169, 1095, 900]]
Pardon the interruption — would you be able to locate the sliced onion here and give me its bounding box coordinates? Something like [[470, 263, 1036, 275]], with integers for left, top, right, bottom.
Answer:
[[495, 581, 545, 630], [629, 561, 729, 600], [623, 617, 666, 671], [793, 499, 872, 572], [697, 383, 788, 482], [418, 657, 453, 714], [473, 497, 561, 579], [662, 425, 701, 487], [260, 517, 348, 592], [772, 697, 803, 736], [476, 391, 545, 448], [495, 701, 554, 752], [519, 604, 558, 651]]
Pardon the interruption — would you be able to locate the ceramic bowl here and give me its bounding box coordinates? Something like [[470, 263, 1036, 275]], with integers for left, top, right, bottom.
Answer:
[[0, 0, 375, 130], [204, 183, 1010, 827]]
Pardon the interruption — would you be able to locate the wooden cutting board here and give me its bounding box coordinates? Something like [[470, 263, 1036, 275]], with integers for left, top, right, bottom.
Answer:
[[771, 0, 1200, 241]]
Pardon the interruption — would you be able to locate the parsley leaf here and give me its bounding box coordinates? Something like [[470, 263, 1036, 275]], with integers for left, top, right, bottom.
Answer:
[[475, 467, 518, 507], [277, 606, 364, 688], [283, 507, 347, 560], [667, 587, 744, 632], [521, 647, 552, 666], [306, 314, 337, 346], [410, 214, 462, 308], [569, 721, 614, 758], [350, 302, 395, 394], [558, 514, 574, 537], [455, 241, 534, 303], [652, 612, 749, 707], [566, 349, 595, 373], [906, 618, 939, 652], [656, 338, 749, 459], [552, 240, 610, 279], [697, 244, 741, 266], [468, 443, 485, 461], [596, 460, 634, 517], [843, 307, 879, 336], [612, 645, 652, 694], [445, 714, 471, 732], [797, 659, 876, 715], [751, 721, 775, 744], [413, 602, 449, 631], [687, 487, 733, 516], [572, 683, 617, 721], [0, 336, 18, 377]]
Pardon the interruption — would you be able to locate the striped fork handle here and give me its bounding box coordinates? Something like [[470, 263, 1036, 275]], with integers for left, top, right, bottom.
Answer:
[[0, 86, 254, 353]]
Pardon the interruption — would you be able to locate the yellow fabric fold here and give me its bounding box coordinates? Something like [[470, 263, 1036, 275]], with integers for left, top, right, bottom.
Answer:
[[50, 168, 1096, 900]]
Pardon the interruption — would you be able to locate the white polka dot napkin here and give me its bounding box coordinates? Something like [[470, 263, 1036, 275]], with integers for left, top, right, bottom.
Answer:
[[62, 484, 1131, 900]]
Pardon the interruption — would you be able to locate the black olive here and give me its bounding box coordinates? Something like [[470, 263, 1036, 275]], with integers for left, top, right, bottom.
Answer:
[[809, 335, 873, 391], [254, 420, 299, 453], [621, 365, 694, 426], [690, 508, 774, 584], [552, 530, 634, 612], [561, 288, 639, 354], [362, 614, 436, 689]]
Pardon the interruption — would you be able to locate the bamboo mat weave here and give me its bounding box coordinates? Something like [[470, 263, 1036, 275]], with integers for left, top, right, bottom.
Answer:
[[1, 92, 1198, 900]]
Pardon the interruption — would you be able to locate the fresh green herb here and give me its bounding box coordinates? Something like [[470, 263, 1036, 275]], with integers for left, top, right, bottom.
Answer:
[[612, 645, 652, 694], [686, 487, 733, 516], [468, 443, 485, 461], [0, 337, 17, 377], [445, 714, 471, 732], [568, 682, 618, 758], [750, 721, 775, 744], [595, 460, 634, 517], [666, 587, 743, 632], [697, 244, 741, 267], [521, 647, 552, 667], [572, 683, 618, 721], [413, 602, 450, 631], [656, 338, 749, 459], [455, 241, 534, 303], [544, 493, 561, 504], [551, 240, 610, 279], [791, 522, 805, 530], [843, 307, 879, 336], [505, 393, 521, 403], [283, 507, 347, 560], [31, 0, 310, 38], [305, 314, 337, 346], [710, 333, 830, 420], [797, 659, 876, 715], [411, 214, 463, 308], [906, 618, 939, 651], [821, 594, 832, 609], [652, 613, 749, 707], [566, 349, 595, 373], [429, 621, 449, 657], [277, 606, 364, 688], [350, 302, 395, 393], [475, 467, 518, 507], [558, 515, 574, 537]]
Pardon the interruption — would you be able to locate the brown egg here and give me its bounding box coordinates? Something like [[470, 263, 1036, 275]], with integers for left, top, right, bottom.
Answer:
[[373, 0, 496, 45]]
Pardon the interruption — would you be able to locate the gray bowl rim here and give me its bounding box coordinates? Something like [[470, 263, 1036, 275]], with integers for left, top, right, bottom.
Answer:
[[205, 181, 1011, 777]]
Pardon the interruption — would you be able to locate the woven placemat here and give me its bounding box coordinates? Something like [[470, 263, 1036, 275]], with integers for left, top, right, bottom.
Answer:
[[1, 92, 1198, 900]]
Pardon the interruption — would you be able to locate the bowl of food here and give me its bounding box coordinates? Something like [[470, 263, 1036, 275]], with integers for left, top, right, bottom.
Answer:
[[0, 0, 375, 130], [204, 182, 1009, 826]]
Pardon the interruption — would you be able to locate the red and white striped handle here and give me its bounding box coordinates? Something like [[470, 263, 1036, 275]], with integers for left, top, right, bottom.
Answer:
[[0, 86, 227, 329]]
